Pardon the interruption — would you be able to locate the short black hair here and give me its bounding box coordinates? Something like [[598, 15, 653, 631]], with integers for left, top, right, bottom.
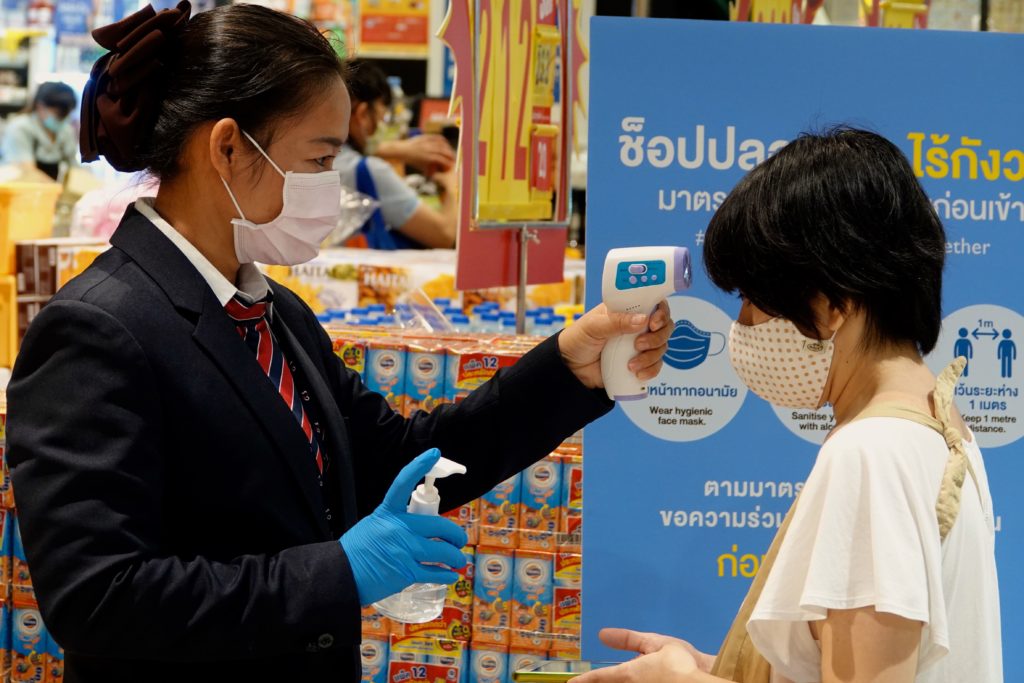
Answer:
[[343, 57, 393, 108], [704, 127, 946, 354], [34, 82, 77, 118]]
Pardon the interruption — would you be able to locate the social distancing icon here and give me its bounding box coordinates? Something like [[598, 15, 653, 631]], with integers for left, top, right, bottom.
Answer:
[[930, 304, 1024, 448]]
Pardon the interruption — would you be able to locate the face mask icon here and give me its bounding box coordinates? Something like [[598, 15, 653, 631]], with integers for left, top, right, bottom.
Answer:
[[664, 319, 726, 370]]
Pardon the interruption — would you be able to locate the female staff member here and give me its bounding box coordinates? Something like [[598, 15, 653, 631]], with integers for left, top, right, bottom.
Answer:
[[0, 81, 78, 180], [577, 129, 1001, 683], [6, 4, 673, 683]]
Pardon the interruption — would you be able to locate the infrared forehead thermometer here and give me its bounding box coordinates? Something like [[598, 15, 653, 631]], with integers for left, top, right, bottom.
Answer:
[[600, 246, 691, 401]]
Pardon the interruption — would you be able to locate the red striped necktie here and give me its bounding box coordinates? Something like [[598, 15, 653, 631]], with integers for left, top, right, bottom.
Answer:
[[225, 293, 325, 475]]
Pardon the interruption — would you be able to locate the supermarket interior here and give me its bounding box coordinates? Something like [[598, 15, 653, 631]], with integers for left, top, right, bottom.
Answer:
[[0, 1, 1022, 682]]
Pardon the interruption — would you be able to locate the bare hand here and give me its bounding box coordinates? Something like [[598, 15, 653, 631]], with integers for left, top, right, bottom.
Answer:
[[574, 629, 713, 683], [558, 302, 673, 390], [432, 169, 457, 194], [381, 135, 455, 173]]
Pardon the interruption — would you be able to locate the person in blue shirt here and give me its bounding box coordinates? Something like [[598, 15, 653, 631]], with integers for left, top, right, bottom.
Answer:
[[336, 59, 458, 250]]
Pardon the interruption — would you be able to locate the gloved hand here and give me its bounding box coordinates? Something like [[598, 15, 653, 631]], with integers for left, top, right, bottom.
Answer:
[[341, 449, 469, 606]]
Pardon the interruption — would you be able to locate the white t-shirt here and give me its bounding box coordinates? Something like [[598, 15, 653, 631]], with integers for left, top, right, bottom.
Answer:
[[748, 417, 1002, 683]]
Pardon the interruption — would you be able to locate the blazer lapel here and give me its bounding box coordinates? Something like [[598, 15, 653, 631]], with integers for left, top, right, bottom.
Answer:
[[111, 209, 330, 538], [192, 299, 331, 538], [271, 301, 359, 528]]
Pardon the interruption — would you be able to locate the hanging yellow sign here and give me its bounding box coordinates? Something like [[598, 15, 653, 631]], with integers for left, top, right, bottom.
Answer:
[[861, 0, 931, 27], [475, 0, 564, 222]]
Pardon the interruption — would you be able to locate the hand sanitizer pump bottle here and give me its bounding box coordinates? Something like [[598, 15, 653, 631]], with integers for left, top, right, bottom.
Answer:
[[373, 457, 467, 623]]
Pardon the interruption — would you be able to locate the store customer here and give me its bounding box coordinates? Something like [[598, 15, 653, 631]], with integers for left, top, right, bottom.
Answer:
[[6, 3, 673, 683], [576, 129, 1001, 683], [0, 81, 78, 181], [338, 58, 459, 249]]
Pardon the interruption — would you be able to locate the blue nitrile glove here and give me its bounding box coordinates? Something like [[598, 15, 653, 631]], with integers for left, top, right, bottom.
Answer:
[[341, 448, 469, 606]]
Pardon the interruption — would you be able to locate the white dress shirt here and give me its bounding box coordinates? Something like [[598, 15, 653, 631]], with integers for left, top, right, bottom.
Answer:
[[134, 198, 271, 310]]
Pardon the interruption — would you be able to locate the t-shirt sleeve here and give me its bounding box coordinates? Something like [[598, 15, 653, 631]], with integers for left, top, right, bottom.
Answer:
[[365, 156, 420, 230], [1, 117, 35, 164], [747, 419, 950, 683]]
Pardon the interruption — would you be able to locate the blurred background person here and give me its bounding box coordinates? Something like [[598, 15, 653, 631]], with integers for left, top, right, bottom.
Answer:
[[1, 82, 78, 181], [337, 58, 458, 250]]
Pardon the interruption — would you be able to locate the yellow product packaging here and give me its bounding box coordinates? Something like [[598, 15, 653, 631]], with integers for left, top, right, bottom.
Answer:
[[557, 454, 582, 552], [332, 336, 368, 381], [0, 183, 62, 274], [386, 635, 464, 683], [261, 257, 360, 313], [0, 275, 17, 367], [547, 636, 582, 661], [552, 553, 582, 640]]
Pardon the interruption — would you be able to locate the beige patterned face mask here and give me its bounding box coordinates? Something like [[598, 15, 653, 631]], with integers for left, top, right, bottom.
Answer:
[[728, 317, 835, 409]]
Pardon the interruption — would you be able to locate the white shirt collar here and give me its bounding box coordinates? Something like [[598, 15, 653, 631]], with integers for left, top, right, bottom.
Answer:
[[134, 198, 270, 308]]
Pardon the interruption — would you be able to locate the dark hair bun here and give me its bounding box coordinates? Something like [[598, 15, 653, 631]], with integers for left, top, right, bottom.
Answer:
[[80, 1, 191, 172]]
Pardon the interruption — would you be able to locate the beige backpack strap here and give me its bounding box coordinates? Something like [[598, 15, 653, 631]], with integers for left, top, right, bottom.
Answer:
[[851, 357, 976, 541], [710, 497, 799, 682], [932, 357, 978, 540]]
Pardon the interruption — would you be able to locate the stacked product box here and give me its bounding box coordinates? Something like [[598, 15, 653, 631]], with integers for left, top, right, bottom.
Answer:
[[0, 398, 64, 683], [328, 326, 538, 415], [342, 329, 586, 680], [404, 339, 448, 416], [359, 636, 389, 683], [387, 634, 467, 683], [12, 239, 107, 354], [557, 445, 583, 554]]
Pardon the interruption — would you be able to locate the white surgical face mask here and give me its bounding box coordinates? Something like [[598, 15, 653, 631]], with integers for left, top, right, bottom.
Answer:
[[728, 317, 836, 409], [221, 131, 341, 266]]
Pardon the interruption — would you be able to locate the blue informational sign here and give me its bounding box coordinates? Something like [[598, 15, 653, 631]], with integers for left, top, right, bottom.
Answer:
[[113, 0, 132, 22], [584, 17, 1024, 674], [54, 0, 92, 41], [443, 45, 455, 98]]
